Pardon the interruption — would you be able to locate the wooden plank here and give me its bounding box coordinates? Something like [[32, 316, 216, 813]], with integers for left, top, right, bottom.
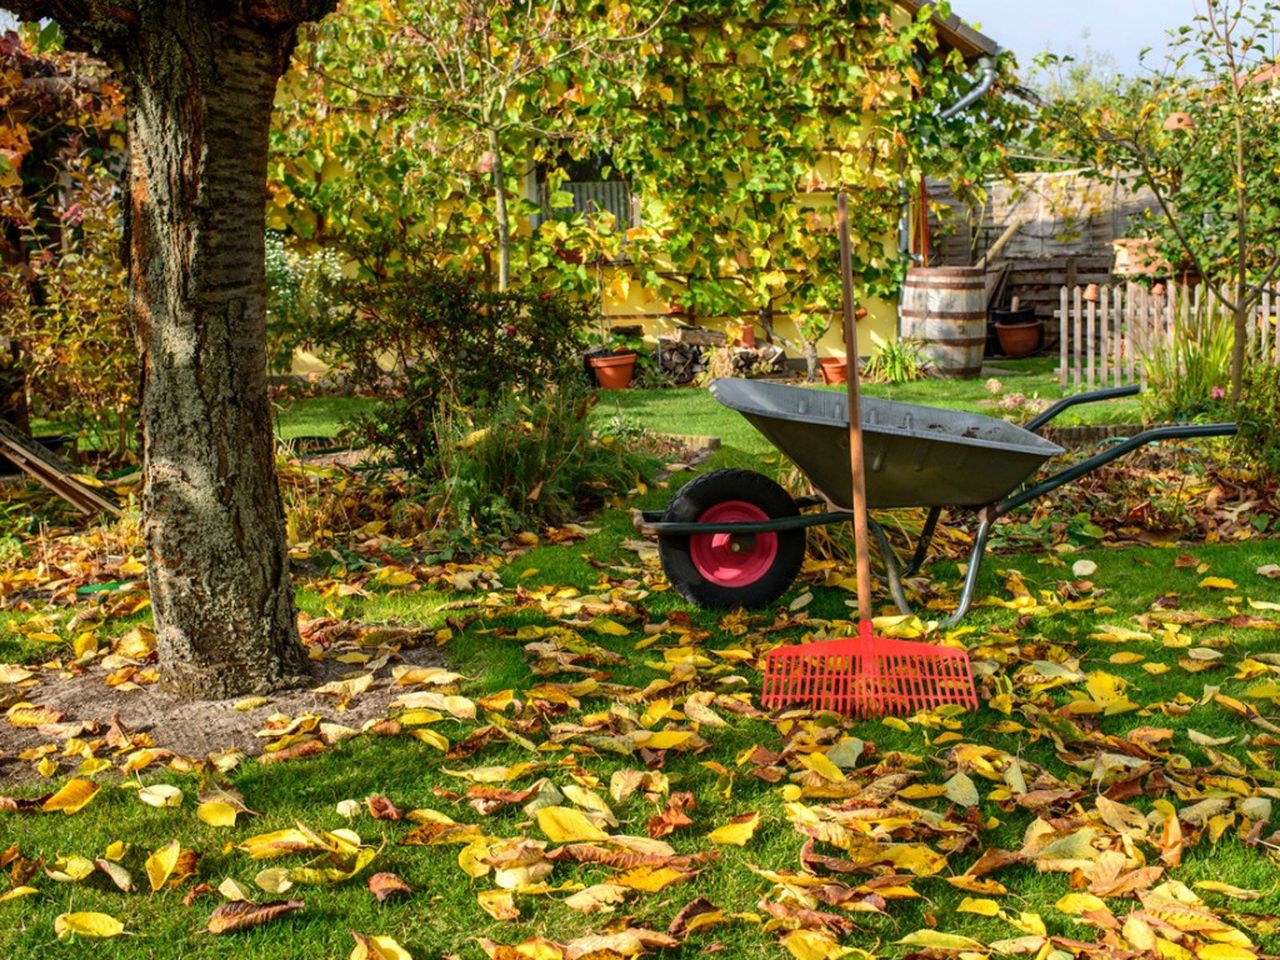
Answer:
[[1073, 285, 1083, 392], [1086, 296, 1096, 391], [1113, 287, 1124, 385], [1099, 285, 1110, 387], [1059, 287, 1068, 389], [0, 420, 120, 518]]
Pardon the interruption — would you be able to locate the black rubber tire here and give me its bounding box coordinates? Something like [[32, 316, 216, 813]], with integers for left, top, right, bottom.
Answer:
[[659, 468, 806, 610]]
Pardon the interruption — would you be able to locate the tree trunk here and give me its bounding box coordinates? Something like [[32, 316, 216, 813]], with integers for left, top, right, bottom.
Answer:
[[802, 341, 818, 383], [488, 129, 511, 292], [120, 14, 308, 696]]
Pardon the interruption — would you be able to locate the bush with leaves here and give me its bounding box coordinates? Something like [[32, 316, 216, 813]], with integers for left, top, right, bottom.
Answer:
[[864, 333, 926, 385], [427, 382, 652, 535], [1236, 362, 1280, 477], [1137, 299, 1234, 423], [324, 262, 597, 457]]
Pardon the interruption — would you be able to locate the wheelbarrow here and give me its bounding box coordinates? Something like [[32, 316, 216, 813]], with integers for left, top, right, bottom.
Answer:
[[637, 379, 1237, 626]]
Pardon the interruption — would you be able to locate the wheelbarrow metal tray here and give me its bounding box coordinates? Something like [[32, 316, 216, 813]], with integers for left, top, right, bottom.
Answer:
[[710, 378, 1065, 509]]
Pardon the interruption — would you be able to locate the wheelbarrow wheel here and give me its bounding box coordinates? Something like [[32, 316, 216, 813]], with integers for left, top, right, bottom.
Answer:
[[659, 468, 805, 610]]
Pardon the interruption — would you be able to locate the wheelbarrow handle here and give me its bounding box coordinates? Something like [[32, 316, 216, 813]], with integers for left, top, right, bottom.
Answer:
[[1024, 384, 1142, 434], [997, 421, 1238, 517]]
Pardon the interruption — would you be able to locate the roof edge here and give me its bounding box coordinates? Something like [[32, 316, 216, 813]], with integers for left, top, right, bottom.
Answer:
[[896, 0, 1001, 61]]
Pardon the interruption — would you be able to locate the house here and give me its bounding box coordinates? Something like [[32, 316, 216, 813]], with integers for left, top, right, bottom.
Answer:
[[540, 2, 1001, 364]]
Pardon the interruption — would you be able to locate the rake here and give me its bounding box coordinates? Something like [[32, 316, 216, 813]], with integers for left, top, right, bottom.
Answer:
[[760, 192, 978, 717]]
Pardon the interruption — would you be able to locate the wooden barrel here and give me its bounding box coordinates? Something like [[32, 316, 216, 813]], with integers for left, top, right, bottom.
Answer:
[[900, 266, 987, 379]]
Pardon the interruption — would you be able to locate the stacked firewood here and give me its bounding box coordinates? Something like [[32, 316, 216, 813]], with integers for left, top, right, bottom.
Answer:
[[657, 338, 707, 383]]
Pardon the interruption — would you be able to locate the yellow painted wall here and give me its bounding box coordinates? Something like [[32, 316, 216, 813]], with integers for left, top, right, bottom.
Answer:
[[596, 266, 897, 360]]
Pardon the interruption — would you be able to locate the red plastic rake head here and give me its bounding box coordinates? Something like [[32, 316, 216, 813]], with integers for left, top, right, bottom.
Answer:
[[761, 621, 978, 717]]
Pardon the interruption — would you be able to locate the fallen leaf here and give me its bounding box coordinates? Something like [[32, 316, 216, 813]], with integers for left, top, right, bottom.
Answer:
[[54, 912, 124, 939], [146, 839, 181, 892], [368, 872, 412, 904], [207, 899, 305, 934], [707, 812, 760, 846], [350, 930, 414, 959], [197, 801, 238, 828], [536, 806, 609, 843], [139, 784, 184, 808], [95, 858, 134, 892], [42, 779, 100, 815]]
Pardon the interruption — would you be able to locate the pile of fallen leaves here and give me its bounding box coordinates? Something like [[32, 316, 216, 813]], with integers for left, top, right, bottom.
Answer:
[[4, 544, 1280, 958]]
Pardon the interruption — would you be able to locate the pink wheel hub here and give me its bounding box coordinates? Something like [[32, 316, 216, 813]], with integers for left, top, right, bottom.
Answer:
[[690, 501, 778, 588]]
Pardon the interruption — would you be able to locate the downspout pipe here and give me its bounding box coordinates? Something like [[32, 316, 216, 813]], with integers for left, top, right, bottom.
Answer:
[[900, 55, 1001, 261]]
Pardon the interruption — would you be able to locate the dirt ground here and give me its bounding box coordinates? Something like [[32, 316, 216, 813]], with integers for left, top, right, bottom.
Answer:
[[0, 639, 448, 783]]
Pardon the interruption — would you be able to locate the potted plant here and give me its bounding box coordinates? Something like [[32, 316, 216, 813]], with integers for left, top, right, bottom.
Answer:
[[584, 326, 640, 390], [992, 297, 1043, 358]]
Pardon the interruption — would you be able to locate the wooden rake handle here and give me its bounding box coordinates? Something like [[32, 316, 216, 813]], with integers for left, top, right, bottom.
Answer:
[[837, 191, 873, 624]]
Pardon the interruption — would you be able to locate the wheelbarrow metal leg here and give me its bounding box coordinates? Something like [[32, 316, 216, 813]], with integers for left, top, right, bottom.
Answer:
[[868, 510, 988, 627], [904, 506, 942, 577], [867, 516, 913, 618], [941, 516, 993, 628]]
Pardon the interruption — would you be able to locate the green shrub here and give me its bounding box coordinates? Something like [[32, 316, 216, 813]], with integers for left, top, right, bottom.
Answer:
[[1236, 362, 1280, 476], [1138, 299, 1233, 421], [317, 267, 652, 535], [864, 333, 926, 385], [427, 382, 653, 535], [323, 267, 591, 471]]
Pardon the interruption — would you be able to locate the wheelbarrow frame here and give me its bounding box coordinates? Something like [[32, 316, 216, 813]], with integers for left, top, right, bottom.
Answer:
[[638, 384, 1238, 626]]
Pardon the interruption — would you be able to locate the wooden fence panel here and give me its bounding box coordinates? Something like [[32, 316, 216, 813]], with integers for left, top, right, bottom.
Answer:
[[1055, 282, 1278, 391]]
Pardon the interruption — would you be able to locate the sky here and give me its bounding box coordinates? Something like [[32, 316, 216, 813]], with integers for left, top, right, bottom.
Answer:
[[953, 0, 1200, 77]]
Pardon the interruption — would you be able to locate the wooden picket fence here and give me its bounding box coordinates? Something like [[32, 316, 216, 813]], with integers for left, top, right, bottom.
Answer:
[[1057, 282, 1280, 391]]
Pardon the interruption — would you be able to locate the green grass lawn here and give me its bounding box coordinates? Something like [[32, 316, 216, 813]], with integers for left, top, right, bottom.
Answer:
[[272, 357, 1147, 446], [3, 365, 1277, 959]]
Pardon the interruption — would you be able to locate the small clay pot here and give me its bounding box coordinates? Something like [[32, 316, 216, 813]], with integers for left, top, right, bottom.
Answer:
[[818, 357, 848, 385], [587, 351, 636, 389], [994, 320, 1043, 358]]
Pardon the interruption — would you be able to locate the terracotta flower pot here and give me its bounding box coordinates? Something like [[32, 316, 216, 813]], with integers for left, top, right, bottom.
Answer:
[[819, 357, 848, 385], [994, 320, 1043, 358], [588, 351, 636, 390]]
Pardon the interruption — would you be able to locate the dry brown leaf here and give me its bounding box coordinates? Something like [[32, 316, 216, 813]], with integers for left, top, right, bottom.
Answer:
[[207, 899, 305, 934], [367, 872, 412, 904]]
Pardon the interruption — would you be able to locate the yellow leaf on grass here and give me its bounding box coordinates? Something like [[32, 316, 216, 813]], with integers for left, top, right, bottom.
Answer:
[[350, 931, 414, 960], [588, 617, 630, 636], [42, 778, 100, 814], [632, 730, 696, 751], [615, 865, 690, 893], [146, 839, 181, 892], [197, 801, 238, 828], [957, 897, 1001, 916], [944, 772, 980, 807], [798, 752, 846, 783], [1200, 577, 1238, 590], [139, 784, 184, 808], [1198, 946, 1259, 960], [781, 928, 851, 960], [0, 886, 39, 902], [897, 930, 985, 951], [1056, 893, 1109, 915], [536, 806, 609, 843], [477, 888, 520, 921], [409, 728, 449, 751], [54, 912, 124, 939], [1110, 652, 1145, 665], [707, 812, 760, 846], [1194, 881, 1261, 900], [240, 828, 321, 860]]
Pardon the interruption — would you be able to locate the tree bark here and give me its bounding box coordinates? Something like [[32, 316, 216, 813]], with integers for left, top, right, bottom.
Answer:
[[8, 0, 333, 696], [105, 8, 317, 697], [488, 128, 511, 292]]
